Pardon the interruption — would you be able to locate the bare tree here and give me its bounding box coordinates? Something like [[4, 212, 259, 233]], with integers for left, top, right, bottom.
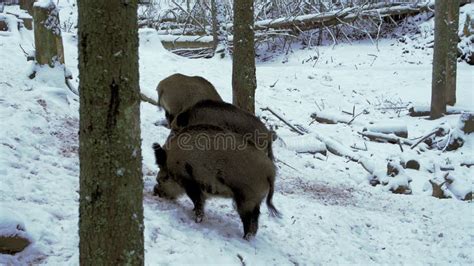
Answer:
[[232, 0, 257, 113], [431, 0, 460, 119], [78, 0, 144, 264], [446, 0, 460, 106], [211, 0, 229, 57]]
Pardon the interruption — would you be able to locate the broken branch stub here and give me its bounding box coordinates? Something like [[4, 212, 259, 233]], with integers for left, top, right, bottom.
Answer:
[[459, 113, 474, 134], [33, 0, 64, 67]]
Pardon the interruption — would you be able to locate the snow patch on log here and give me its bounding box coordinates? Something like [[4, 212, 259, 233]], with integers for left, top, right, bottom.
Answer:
[[282, 134, 327, 155], [364, 122, 408, 138], [0, 207, 33, 255]]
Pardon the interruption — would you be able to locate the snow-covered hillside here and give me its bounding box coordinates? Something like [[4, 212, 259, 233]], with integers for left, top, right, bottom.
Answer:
[[1, 2, 473, 265]]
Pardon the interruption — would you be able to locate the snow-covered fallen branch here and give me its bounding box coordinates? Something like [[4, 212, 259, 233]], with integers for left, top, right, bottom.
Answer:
[[282, 134, 327, 155], [263, 107, 374, 175], [408, 106, 473, 117], [364, 123, 408, 138], [310, 111, 352, 124], [357, 131, 416, 146]]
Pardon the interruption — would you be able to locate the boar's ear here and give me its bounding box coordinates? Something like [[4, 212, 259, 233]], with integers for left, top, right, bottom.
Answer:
[[175, 111, 190, 127], [152, 143, 167, 166]]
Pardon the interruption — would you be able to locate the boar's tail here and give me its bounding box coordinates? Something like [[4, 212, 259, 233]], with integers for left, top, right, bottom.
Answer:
[[267, 131, 277, 161], [266, 175, 281, 218], [267, 140, 274, 161]]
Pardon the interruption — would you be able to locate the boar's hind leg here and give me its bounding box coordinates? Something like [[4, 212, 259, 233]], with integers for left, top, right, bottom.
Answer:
[[182, 164, 205, 223], [234, 192, 262, 240], [239, 204, 260, 240]]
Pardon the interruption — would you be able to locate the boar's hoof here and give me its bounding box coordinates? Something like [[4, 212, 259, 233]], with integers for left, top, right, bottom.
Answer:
[[243, 233, 255, 241], [194, 212, 204, 223], [153, 184, 161, 197], [195, 215, 203, 223]]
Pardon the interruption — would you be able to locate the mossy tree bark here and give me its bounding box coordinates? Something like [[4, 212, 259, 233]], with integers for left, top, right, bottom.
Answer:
[[20, 0, 35, 15], [431, 0, 449, 119], [78, 0, 144, 265], [431, 0, 461, 118], [445, 0, 460, 106], [33, 1, 64, 67], [232, 0, 257, 114]]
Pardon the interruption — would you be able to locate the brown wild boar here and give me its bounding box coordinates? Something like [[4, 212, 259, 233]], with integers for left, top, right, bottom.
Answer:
[[153, 125, 280, 240], [157, 73, 223, 124], [171, 100, 275, 160]]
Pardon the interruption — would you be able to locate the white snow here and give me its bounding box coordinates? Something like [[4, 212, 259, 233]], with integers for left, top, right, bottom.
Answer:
[[33, 0, 54, 9], [0, 207, 30, 240], [0, 2, 473, 265]]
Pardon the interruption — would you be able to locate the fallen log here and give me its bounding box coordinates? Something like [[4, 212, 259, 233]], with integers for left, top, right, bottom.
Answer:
[[357, 131, 415, 146], [310, 112, 351, 124], [263, 107, 374, 173], [408, 106, 473, 117], [363, 123, 408, 138], [282, 134, 327, 155], [264, 106, 417, 195], [159, 34, 215, 50], [251, 1, 469, 32]]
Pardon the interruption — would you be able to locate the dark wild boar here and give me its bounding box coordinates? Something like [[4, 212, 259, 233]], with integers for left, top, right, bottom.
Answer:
[[157, 73, 223, 124], [171, 100, 275, 160], [153, 125, 280, 240]]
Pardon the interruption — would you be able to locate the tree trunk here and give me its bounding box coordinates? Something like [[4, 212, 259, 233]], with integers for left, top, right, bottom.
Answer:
[[78, 0, 144, 265], [431, 0, 450, 119], [446, 1, 460, 106], [232, 0, 257, 114], [211, 0, 228, 57], [33, 1, 64, 67], [20, 0, 35, 15]]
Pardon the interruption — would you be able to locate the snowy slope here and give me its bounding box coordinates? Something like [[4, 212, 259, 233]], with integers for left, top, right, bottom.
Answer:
[[1, 3, 474, 265]]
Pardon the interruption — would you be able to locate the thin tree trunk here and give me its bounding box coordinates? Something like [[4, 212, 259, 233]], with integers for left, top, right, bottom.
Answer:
[[212, 0, 228, 57], [431, 0, 449, 119], [232, 0, 257, 113], [78, 0, 144, 265], [446, 0, 460, 106]]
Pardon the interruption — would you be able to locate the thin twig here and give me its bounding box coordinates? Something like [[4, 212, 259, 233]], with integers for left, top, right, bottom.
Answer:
[[410, 128, 441, 150], [262, 107, 305, 135]]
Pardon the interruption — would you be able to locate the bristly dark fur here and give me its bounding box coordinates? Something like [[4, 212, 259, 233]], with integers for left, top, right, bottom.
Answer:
[[177, 124, 227, 134], [191, 100, 256, 118], [152, 143, 167, 166], [175, 100, 275, 161]]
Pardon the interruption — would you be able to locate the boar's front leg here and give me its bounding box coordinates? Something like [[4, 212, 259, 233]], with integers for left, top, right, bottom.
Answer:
[[183, 182, 205, 223]]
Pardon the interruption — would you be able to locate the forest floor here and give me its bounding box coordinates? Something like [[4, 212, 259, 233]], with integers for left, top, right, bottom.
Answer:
[[1, 3, 473, 265]]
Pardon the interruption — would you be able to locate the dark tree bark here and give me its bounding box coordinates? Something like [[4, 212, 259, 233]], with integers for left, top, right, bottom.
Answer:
[[232, 0, 257, 114], [431, 0, 450, 119], [78, 0, 144, 265], [446, 0, 460, 106], [20, 0, 35, 15]]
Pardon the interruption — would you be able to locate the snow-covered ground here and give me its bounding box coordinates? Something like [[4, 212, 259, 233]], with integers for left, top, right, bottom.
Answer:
[[1, 3, 473, 265]]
